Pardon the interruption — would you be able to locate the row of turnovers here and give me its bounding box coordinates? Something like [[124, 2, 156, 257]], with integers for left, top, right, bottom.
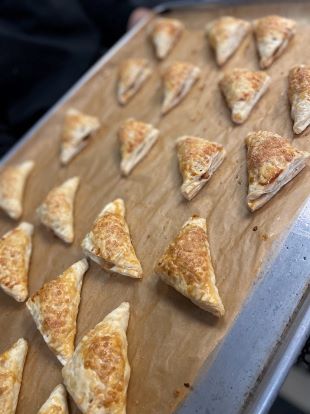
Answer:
[[0, 127, 309, 306]]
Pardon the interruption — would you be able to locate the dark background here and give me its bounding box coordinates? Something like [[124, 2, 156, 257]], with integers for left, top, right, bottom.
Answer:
[[0, 0, 146, 156]]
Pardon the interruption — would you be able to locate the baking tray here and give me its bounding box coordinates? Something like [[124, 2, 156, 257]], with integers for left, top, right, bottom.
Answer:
[[0, 1, 309, 413]]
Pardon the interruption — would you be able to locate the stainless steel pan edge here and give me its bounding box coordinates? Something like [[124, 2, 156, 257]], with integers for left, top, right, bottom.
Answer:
[[154, 0, 309, 14]]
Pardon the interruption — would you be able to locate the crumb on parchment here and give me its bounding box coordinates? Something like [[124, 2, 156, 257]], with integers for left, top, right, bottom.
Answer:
[[173, 389, 181, 398]]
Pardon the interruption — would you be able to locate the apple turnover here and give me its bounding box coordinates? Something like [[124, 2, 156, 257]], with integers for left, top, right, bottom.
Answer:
[[151, 17, 184, 59], [220, 69, 271, 124], [161, 62, 200, 115], [288, 65, 310, 134], [206, 16, 251, 65], [253, 15, 296, 69], [26, 259, 88, 365], [62, 302, 130, 414], [37, 176, 79, 243], [82, 199, 143, 278], [176, 136, 225, 200], [0, 222, 33, 302], [246, 130, 310, 211], [0, 338, 28, 414], [0, 160, 34, 220], [155, 216, 225, 317]]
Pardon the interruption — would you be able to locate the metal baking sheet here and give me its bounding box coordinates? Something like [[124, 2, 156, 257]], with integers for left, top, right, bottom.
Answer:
[[0, 1, 309, 413]]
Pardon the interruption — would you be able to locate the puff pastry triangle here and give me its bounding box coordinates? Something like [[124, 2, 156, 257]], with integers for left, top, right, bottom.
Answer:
[[60, 108, 100, 165], [0, 222, 33, 302], [288, 65, 310, 135], [155, 216, 225, 317], [81, 199, 143, 278], [37, 384, 68, 414], [176, 136, 225, 200], [0, 338, 28, 414], [253, 15, 296, 69], [62, 302, 130, 414], [26, 259, 88, 365], [161, 62, 201, 115], [117, 58, 151, 105], [119, 118, 159, 176], [220, 69, 271, 124], [246, 130, 310, 211], [151, 17, 184, 59], [206, 16, 251, 66], [0, 160, 34, 220], [37, 176, 80, 243]]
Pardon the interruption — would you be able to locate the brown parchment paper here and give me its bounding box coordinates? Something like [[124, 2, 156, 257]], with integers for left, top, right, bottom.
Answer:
[[1, 2, 310, 413]]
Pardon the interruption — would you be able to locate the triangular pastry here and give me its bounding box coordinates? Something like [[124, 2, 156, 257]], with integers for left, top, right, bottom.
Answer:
[[117, 58, 151, 105], [37, 384, 68, 414], [161, 62, 201, 115], [176, 136, 226, 200], [0, 338, 28, 414], [253, 15, 296, 69], [81, 199, 143, 278], [119, 118, 159, 176], [0, 160, 34, 220], [0, 222, 33, 302], [26, 259, 88, 365], [60, 108, 100, 165], [155, 216, 225, 317], [62, 302, 130, 414], [37, 176, 80, 243], [206, 16, 251, 66], [288, 65, 310, 134], [220, 69, 271, 124], [151, 17, 184, 59], [246, 130, 310, 211]]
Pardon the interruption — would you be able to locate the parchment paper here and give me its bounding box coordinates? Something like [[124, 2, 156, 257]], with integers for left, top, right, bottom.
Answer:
[[0, 3, 310, 413]]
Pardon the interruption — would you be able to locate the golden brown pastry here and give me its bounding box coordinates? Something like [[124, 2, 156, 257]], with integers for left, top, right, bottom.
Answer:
[[288, 65, 310, 134], [117, 58, 151, 105], [37, 176, 80, 243], [60, 108, 100, 165], [0, 160, 34, 220], [206, 16, 251, 66], [0, 222, 33, 302], [219, 69, 271, 124], [253, 15, 296, 69], [150, 17, 184, 59], [118, 118, 159, 176], [176, 136, 225, 200], [161, 61, 201, 115], [0, 338, 28, 414], [246, 130, 310, 211], [37, 384, 68, 414], [26, 259, 88, 365], [81, 199, 143, 278], [155, 216, 225, 317], [62, 302, 130, 414]]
